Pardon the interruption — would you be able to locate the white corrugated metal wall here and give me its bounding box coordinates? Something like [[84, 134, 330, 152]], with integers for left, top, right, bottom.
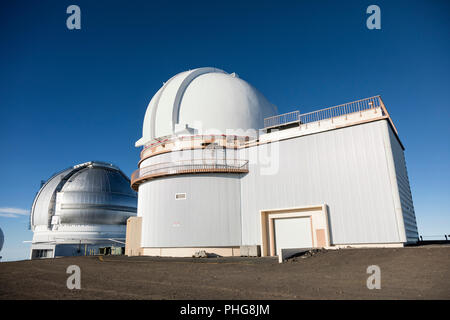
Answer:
[[239, 120, 406, 246]]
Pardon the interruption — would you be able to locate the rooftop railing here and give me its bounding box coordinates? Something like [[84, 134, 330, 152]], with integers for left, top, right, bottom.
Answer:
[[299, 96, 382, 124], [264, 110, 300, 129], [264, 96, 387, 128], [131, 158, 249, 190]]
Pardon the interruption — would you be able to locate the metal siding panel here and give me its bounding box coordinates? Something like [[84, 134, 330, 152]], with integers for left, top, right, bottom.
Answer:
[[387, 126, 419, 242]]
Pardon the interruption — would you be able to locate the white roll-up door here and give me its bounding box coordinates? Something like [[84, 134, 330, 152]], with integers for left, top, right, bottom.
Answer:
[[274, 217, 313, 255]]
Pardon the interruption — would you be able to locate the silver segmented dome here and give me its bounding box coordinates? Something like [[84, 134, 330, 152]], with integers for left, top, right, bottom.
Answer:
[[30, 161, 137, 229]]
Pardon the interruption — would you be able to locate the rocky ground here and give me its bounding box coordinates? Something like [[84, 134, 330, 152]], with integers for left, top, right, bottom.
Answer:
[[0, 245, 449, 299]]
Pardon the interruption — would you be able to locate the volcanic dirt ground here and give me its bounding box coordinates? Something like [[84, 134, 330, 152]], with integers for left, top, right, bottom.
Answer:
[[0, 246, 449, 299]]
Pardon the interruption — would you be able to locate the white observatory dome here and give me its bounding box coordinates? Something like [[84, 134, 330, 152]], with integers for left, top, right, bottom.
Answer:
[[136, 67, 278, 146]]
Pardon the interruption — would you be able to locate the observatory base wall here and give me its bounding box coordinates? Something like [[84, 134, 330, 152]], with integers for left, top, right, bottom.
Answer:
[[138, 174, 242, 248]]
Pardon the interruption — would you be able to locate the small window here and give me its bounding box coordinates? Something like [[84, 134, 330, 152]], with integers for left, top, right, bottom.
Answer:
[[175, 193, 186, 200]]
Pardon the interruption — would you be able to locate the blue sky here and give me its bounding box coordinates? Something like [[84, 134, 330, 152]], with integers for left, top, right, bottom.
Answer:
[[0, 0, 449, 261]]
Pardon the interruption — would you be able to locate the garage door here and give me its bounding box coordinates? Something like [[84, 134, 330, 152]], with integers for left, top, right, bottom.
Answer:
[[274, 217, 313, 255]]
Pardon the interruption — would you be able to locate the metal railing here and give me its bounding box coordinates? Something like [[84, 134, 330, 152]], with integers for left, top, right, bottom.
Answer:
[[264, 110, 300, 128], [419, 235, 450, 241], [131, 159, 249, 189], [300, 96, 382, 124], [264, 96, 384, 128]]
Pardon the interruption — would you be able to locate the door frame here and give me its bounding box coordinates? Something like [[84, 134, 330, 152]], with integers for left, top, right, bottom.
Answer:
[[260, 204, 330, 257]]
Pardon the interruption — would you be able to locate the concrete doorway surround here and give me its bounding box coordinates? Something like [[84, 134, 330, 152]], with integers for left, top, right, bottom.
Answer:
[[260, 204, 331, 257]]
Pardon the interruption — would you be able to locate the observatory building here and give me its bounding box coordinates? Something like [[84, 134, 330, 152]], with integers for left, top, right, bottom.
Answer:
[[30, 161, 137, 259], [126, 67, 418, 258]]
